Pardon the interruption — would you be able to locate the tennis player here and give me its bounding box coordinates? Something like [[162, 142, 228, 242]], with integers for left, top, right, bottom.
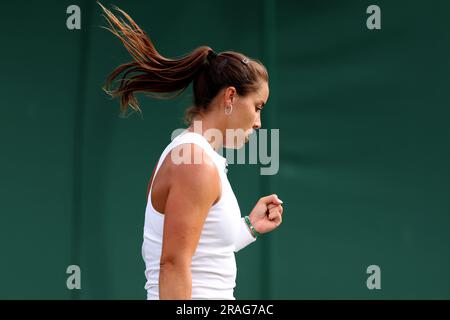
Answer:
[[99, 3, 284, 300]]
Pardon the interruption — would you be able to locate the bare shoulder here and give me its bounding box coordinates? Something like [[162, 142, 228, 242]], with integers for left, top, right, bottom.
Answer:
[[167, 143, 220, 206]]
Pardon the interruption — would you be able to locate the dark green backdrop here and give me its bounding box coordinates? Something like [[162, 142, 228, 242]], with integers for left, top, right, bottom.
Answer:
[[1, 0, 449, 299]]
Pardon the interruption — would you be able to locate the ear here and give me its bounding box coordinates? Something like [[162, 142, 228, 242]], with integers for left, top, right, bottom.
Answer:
[[223, 86, 237, 105]]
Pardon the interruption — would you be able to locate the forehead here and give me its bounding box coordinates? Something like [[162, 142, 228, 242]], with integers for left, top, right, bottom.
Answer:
[[252, 81, 269, 101]]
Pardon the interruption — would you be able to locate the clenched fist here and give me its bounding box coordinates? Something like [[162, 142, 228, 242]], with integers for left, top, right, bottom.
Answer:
[[248, 194, 284, 235]]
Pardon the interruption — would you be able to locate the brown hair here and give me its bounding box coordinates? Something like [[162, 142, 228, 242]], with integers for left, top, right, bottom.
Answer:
[[98, 2, 268, 123]]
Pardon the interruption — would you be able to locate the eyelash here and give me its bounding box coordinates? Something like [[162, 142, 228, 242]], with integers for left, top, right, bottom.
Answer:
[[256, 106, 263, 112]]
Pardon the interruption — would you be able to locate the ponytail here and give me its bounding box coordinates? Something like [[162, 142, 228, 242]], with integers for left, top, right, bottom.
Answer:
[[98, 2, 211, 116]]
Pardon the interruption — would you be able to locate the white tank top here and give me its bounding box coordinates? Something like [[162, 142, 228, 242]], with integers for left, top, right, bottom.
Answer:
[[142, 130, 257, 300]]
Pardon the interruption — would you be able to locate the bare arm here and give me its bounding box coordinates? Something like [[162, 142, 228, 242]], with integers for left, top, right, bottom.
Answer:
[[159, 144, 220, 299]]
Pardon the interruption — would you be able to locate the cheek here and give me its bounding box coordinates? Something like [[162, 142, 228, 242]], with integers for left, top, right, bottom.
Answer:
[[242, 104, 256, 123], [247, 108, 257, 124], [232, 102, 255, 127]]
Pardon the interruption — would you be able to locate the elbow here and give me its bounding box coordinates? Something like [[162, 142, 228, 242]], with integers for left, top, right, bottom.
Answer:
[[160, 254, 191, 272], [159, 255, 192, 300]]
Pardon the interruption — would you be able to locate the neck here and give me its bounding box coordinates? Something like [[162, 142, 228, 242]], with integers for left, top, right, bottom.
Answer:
[[186, 115, 225, 152]]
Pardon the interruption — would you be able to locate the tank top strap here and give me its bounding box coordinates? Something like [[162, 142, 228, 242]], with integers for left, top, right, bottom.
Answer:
[[175, 131, 227, 168], [148, 130, 228, 197]]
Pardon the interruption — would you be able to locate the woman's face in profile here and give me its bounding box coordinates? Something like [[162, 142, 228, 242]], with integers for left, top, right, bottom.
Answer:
[[224, 81, 269, 149]]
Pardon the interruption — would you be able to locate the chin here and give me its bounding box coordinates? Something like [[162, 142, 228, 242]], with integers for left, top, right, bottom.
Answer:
[[238, 136, 249, 149]]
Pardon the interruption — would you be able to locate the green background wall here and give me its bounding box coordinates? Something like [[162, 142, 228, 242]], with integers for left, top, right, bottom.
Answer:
[[1, 0, 449, 299]]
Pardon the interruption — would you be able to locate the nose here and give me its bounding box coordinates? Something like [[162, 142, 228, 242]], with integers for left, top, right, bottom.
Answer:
[[253, 114, 261, 130]]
